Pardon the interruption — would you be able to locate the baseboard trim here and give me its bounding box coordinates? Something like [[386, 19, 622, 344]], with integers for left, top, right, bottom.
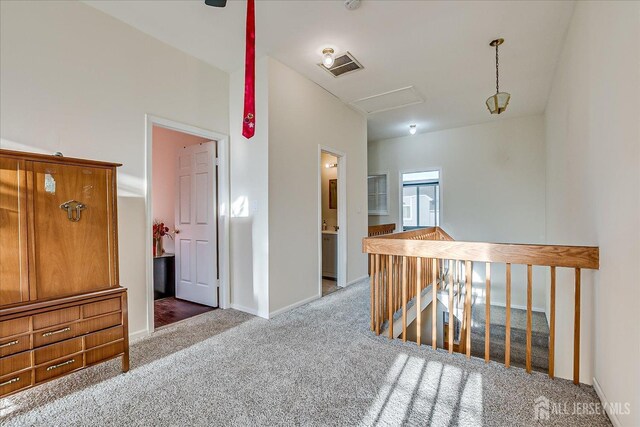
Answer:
[[230, 303, 268, 319], [593, 377, 622, 427], [488, 301, 546, 313], [345, 275, 369, 287], [129, 329, 150, 343], [269, 294, 320, 318]]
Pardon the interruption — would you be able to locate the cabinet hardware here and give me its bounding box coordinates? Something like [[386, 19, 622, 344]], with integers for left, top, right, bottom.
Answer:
[[46, 359, 75, 371], [0, 377, 20, 387], [42, 327, 71, 337], [0, 340, 19, 348], [60, 200, 86, 222]]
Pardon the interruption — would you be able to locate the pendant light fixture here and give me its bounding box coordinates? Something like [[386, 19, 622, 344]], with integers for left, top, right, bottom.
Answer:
[[485, 38, 510, 114]]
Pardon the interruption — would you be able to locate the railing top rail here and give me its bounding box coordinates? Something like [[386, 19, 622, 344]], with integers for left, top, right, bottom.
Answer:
[[368, 223, 396, 237], [363, 232, 599, 269], [374, 226, 439, 240]]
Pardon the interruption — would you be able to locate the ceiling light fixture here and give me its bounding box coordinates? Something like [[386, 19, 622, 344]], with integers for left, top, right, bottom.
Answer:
[[409, 124, 417, 135], [322, 48, 335, 68], [325, 163, 337, 168], [485, 38, 511, 115]]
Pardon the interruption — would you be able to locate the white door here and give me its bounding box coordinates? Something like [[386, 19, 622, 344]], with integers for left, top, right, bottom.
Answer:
[[175, 142, 218, 307]]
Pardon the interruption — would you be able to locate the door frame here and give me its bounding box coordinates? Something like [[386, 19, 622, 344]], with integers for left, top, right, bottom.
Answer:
[[144, 114, 230, 334], [317, 145, 347, 295]]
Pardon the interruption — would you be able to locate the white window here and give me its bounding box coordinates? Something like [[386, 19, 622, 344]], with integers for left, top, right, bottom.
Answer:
[[368, 174, 388, 215], [401, 170, 440, 231]]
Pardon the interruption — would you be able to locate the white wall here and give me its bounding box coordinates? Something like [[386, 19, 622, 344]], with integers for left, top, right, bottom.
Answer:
[[0, 1, 229, 337], [152, 126, 209, 254], [268, 58, 368, 314], [228, 57, 270, 318], [320, 152, 338, 230], [545, 1, 640, 422], [368, 115, 547, 309]]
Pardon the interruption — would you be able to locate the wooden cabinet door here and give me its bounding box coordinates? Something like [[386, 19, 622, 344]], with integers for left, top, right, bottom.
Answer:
[[0, 158, 29, 306], [29, 162, 117, 299]]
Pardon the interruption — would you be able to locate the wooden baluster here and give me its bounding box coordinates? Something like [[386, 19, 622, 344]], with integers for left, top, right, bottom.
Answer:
[[393, 256, 397, 312], [375, 254, 380, 336], [370, 254, 374, 331], [402, 256, 408, 341], [574, 268, 581, 385], [465, 260, 472, 358], [412, 258, 415, 300], [549, 266, 556, 379], [388, 255, 393, 339], [505, 263, 511, 367], [382, 256, 386, 325], [448, 259, 454, 354], [485, 262, 491, 363], [432, 258, 437, 350], [396, 256, 400, 312], [526, 264, 533, 373], [416, 257, 422, 346]]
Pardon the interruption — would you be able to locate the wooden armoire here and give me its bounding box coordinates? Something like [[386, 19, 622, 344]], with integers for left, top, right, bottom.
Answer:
[[0, 149, 129, 398]]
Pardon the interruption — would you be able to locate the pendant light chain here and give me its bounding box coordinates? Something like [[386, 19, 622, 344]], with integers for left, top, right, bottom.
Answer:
[[495, 43, 499, 94], [486, 38, 510, 114]]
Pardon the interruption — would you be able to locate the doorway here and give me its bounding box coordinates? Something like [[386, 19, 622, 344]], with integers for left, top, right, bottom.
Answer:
[[318, 147, 347, 297], [145, 116, 230, 333]]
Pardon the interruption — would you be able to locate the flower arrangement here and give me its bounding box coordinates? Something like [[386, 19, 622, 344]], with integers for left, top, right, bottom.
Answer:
[[153, 220, 173, 256]]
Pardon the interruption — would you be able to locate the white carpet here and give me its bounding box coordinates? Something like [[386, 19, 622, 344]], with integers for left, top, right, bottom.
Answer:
[[0, 282, 611, 426]]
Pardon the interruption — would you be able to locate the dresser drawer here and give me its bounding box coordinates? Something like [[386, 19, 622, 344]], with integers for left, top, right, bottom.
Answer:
[[33, 306, 80, 330], [35, 356, 82, 382], [85, 326, 124, 349], [86, 340, 124, 366], [82, 313, 121, 335], [0, 317, 29, 339], [0, 351, 32, 377], [0, 370, 32, 396], [34, 337, 82, 366], [0, 334, 31, 357], [83, 297, 121, 318], [34, 321, 83, 348]]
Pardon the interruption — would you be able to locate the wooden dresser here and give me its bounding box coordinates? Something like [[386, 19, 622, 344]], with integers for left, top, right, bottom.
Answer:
[[0, 149, 129, 398]]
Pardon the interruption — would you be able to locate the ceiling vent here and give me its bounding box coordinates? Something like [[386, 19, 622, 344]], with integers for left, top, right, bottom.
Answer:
[[349, 86, 425, 115], [319, 52, 364, 77]]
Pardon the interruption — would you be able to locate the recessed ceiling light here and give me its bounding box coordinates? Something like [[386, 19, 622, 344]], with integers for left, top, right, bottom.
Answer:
[[409, 124, 417, 135]]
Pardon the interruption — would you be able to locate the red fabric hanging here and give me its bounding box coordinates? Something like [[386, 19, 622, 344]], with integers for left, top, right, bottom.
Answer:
[[242, 0, 255, 139]]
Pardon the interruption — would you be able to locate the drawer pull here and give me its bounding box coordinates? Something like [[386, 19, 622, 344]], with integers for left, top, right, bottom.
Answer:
[[0, 340, 19, 348], [46, 359, 75, 371], [42, 327, 71, 337], [0, 377, 20, 387]]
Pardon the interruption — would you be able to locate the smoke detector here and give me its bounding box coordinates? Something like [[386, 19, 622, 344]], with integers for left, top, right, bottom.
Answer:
[[344, 0, 361, 11]]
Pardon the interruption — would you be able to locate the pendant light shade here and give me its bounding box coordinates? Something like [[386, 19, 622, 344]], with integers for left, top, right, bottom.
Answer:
[[486, 92, 511, 115], [486, 38, 511, 115]]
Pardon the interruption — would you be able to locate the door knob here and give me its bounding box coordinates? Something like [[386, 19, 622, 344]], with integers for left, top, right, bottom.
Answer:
[[174, 228, 180, 234]]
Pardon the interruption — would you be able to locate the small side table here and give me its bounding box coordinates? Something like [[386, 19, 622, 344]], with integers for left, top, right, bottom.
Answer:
[[153, 253, 175, 300]]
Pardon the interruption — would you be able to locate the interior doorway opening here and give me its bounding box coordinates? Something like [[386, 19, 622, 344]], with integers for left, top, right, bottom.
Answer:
[[150, 124, 217, 328], [318, 147, 346, 297]]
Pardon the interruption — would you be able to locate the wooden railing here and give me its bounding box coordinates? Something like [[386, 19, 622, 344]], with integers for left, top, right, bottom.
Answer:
[[363, 226, 599, 384], [368, 223, 396, 237]]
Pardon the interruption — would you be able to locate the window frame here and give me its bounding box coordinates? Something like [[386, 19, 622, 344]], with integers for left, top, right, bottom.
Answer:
[[399, 168, 442, 231]]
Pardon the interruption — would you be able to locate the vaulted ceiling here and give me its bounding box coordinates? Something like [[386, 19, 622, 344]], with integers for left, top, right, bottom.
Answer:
[[86, 0, 574, 141]]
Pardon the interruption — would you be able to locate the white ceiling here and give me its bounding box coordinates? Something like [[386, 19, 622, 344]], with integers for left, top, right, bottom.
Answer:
[[86, 0, 574, 141]]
